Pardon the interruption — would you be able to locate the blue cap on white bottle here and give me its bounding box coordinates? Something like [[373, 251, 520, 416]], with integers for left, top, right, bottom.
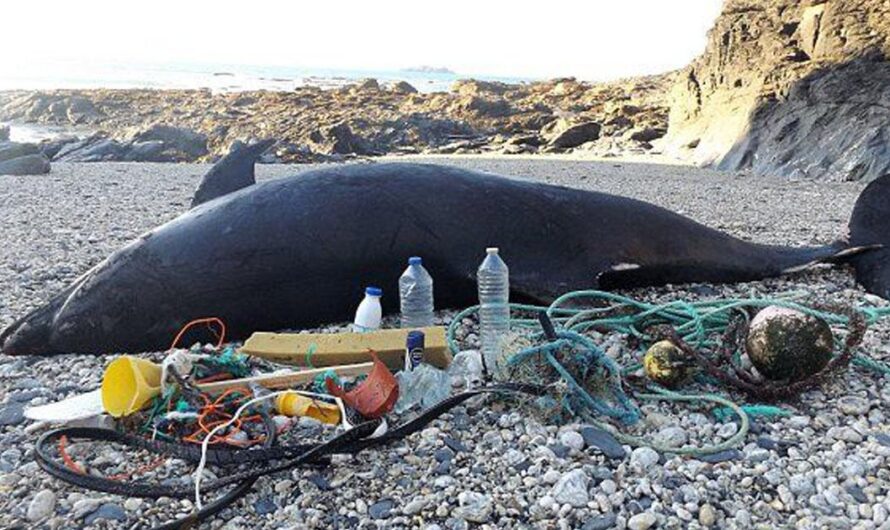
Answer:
[[408, 256, 422, 265], [365, 286, 382, 297]]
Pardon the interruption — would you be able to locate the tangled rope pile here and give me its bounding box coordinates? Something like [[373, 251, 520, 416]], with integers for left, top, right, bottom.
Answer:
[[446, 290, 890, 454]]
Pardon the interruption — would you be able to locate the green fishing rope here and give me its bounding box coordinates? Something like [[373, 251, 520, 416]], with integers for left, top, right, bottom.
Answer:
[[446, 290, 890, 456]]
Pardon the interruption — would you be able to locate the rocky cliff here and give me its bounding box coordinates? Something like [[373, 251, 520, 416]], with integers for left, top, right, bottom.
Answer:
[[665, 0, 890, 181]]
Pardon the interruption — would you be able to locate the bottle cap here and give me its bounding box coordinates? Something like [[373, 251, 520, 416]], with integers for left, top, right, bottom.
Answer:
[[365, 286, 383, 297], [486, 247, 499, 254], [408, 256, 422, 265]]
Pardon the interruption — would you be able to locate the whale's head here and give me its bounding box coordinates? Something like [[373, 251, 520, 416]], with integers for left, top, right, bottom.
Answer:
[[1, 297, 59, 356], [0, 253, 146, 356]]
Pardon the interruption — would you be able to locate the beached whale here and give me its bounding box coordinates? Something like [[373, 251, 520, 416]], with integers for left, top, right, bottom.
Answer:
[[2, 144, 888, 356]]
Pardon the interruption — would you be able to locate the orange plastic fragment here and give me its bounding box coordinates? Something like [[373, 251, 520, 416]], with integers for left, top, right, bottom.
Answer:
[[326, 352, 398, 419]]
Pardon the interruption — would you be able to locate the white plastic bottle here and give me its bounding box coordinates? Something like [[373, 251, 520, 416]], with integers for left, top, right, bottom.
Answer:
[[352, 286, 383, 332], [399, 256, 435, 328], [477, 248, 510, 377]]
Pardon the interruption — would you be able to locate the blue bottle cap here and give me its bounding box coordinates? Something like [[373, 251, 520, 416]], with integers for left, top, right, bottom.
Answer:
[[365, 286, 383, 297], [408, 256, 422, 265]]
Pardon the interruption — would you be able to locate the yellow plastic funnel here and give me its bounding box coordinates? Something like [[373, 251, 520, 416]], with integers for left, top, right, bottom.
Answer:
[[101, 356, 162, 417]]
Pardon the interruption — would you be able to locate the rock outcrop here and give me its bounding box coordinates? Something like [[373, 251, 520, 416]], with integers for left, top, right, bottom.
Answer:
[[665, 0, 890, 181], [0, 142, 51, 175], [0, 74, 672, 163]]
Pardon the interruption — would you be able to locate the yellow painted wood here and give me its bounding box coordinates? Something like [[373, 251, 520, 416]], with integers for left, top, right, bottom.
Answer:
[[240, 326, 452, 370]]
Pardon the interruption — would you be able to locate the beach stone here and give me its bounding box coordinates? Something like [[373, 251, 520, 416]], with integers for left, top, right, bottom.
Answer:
[[696, 449, 742, 464], [598, 480, 617, 497], [847, 485, 868, 503], [654, 426, 687, 447], [828, 426, 863, 443], [699, 504, 717, 526], [0, 142, 40, 162], [789, 474, 815, 496], [27, 489, 56, 521], [403, 498, 426, 515], [369, 499, 394, 519], [874, 432, 890, 447], [716, 422, 738, 438], [73, 499, 102, 519], [542, 469, 561, 484], [837, 456, 867, 478], [391, 81, 418, 94], [123, 498, 143, 512], [549, 443, 570, 459], [582, 512, 618, 530], [546, 120, 601, 149], [580, 426, 626, 459], [253, 497, 276, 515], [746, 448, 770, 462], [356, 78, 379, 91], [627, 126, 666, 143], [130, 124, 208, 158], [0, 154, 51, 176], [434, 448, 454, 463], [630, 447, 659, 472], [456, 491, 492, 523], [550, 469, 589, 507], [627, 512, 657, 530], [0, 403, 25, 426], [837, 396, 870, 416], [559, 430, 585, 452], [84, 503, 126, 525], [443, 436, 468, 453]]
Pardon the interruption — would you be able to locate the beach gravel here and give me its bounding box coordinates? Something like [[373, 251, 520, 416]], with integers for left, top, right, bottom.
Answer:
[[0, 156, 888, 529]]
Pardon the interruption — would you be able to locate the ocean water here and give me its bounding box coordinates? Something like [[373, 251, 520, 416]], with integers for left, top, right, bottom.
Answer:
[[0, 59, 530, 94]]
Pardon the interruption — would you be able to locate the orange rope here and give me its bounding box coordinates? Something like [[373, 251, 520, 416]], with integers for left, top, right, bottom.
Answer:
[[169, 317, 227, 351], [59, 435, 85, 475], [195, 373, 234, 384], [181, 387, 266, 446], [60, 434, 167, 481], [107, 457, 168, 481]]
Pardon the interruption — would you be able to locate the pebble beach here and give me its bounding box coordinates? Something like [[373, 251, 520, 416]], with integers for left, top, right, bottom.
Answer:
[[1, 157, 888, 530]]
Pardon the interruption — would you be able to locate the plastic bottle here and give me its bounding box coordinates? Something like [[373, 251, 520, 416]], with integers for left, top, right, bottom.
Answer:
[[477, 247, 510, 377], [399, 256, 434, 328], [352, 286, 383, 332], [394, 363, 450, 413]]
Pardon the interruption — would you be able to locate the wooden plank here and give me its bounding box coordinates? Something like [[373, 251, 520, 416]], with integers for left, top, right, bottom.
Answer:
[[196, 362, 373, 393], [239, 326, 452, 370]]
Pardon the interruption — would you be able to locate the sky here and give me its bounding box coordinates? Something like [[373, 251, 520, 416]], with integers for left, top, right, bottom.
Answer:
[[0, 0, 724, 81]]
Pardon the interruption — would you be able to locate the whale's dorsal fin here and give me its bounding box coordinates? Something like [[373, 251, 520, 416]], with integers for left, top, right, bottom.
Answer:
[[191, 138, 275, 208]]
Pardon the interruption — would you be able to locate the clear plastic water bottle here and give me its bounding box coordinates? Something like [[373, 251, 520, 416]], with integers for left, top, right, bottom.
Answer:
[[352, 286, 383, 332], [477, 247, 509, 377], [399, 256, 434, 328]]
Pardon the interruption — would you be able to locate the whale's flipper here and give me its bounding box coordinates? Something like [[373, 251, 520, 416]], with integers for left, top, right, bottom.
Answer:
[[191, 138, 275, 208], [850, 174, 890, 300]]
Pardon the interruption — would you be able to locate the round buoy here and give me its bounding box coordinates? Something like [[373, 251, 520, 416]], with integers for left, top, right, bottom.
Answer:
[[746, 306, 833, 381], [643, 340, 692, 388]]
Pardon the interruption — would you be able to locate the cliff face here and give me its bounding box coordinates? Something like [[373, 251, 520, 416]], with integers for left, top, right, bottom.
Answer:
[[665, 0, 890, 181]]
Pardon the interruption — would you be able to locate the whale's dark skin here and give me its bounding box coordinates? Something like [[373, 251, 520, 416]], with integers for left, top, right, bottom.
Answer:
[[2, 158, 888, 356]]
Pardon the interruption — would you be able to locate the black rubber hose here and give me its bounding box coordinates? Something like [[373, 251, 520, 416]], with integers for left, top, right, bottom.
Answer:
[[35, 383, 546, 527]]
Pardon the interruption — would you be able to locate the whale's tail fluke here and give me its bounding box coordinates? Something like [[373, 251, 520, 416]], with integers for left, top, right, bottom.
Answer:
[[849, 174, 890, 300]]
